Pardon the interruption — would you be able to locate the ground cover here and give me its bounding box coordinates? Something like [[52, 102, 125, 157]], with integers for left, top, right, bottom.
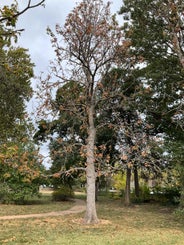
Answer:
[[0, 194, 184, 245]]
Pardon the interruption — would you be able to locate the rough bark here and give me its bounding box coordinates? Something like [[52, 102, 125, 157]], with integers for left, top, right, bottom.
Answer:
[[84, 105, 99, 224], [95, 178, 100, 201], [134, 165, 139, 198], [124, 167, 131, 206]]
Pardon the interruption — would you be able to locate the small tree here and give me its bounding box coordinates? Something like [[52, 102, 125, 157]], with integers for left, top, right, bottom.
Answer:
[[39, 0, 123, 224], [0, 141, 45, 204]]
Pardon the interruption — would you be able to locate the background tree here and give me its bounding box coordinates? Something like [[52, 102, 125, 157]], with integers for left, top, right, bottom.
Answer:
[[0, 0, 46, 202], [119, 0, 184, 205], [120, 0, 183, 136], [0, 0, 45, 142], [34, 80, 86, 188], [0, 47, 34, 142]]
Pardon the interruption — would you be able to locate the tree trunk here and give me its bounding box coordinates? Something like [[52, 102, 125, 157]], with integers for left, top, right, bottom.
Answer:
[[84, 105, 99, 224], [124, 167, 131, 206], [134, 165, 139, 198], [95, 177, 100, 201]]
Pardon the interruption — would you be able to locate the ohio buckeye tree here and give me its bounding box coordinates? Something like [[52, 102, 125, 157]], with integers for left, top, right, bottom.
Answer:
[[39, 0, 123, 224]]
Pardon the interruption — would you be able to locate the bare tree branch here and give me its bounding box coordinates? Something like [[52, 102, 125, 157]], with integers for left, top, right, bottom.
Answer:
[[0, 0, 45, 23]]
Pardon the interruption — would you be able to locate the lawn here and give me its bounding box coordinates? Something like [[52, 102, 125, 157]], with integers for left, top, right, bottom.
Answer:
[[0, 193, 74, 216], [0, 194, 184, 245]]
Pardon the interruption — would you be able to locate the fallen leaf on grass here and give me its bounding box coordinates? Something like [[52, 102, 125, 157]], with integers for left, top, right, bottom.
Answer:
[[71, 218, 111, 227], [2, 236, 16, 243]]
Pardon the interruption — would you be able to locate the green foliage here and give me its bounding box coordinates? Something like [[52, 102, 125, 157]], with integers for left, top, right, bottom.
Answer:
[[120, 0, 184, 207], [49, 137, 84, 188], [152, 185, 181, 205], [52, 186, 74, 201], [112, 173, 126, 196], [132, 184, 151, 203], [120, 0, 183, 139], [0, 46, 34, 142], [0, 3, 18, 27], [0, 142, 45, 204], [0, 182, 40, 205]]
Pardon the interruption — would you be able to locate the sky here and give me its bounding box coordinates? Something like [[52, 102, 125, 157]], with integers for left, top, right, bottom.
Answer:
[[1, 0, 123, 76], [5, 0, 123, 114], [1, 0, 123, 168]]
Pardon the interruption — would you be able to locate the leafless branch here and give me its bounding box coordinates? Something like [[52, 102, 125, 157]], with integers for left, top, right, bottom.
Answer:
[[47, 167, 86, 178], [0, 0, 45, 23]]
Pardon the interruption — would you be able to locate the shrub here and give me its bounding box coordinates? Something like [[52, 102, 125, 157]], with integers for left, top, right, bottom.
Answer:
[[0, 182, 40, 204], [151, 185, 181, 204], [0, 183, 11, 204], [0, 143, 45, 204], [132, 184, 151, 203], [52, 186, 74, 201]]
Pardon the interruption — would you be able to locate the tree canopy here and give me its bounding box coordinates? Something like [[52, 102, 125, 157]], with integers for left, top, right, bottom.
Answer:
[[0, 46, 34, 142], [120, 0, 184, 139], [0, 0, 46, 203]]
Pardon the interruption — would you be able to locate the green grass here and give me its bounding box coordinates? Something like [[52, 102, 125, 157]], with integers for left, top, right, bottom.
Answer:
[[0, 194, 74, 216], [0, 194, 184, 245]]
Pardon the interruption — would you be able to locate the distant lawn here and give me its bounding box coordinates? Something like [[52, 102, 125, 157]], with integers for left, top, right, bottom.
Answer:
[[0, 194, 184, 245], [0, 193, 74, 216]]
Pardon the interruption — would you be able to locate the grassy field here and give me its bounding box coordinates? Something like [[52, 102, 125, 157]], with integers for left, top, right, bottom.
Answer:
[[0, 194, 184, 245], [0, 193, 73, 216]]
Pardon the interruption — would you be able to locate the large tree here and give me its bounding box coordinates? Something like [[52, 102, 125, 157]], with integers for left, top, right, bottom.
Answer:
[[0, 0, 45, 142], [38, 0, 123, 224], [120, 0, 184, 136], [0, 0, 46, 200], [120, 0, 184, 204], [0, 47, 34, 142]]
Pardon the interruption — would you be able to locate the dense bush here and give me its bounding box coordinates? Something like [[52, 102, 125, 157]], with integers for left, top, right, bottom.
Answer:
[[151, 185, 181, 204], [52, 186, 74, 201], [0, 183, 10, 204], [0, 182, 40, 204], [0, 143, 45, 204]]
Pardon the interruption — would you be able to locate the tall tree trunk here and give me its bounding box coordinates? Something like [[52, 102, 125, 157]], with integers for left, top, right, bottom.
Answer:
[[84, 105, 99, 224], [124, 167, 131, 206], [134, 165, 139, 198]]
